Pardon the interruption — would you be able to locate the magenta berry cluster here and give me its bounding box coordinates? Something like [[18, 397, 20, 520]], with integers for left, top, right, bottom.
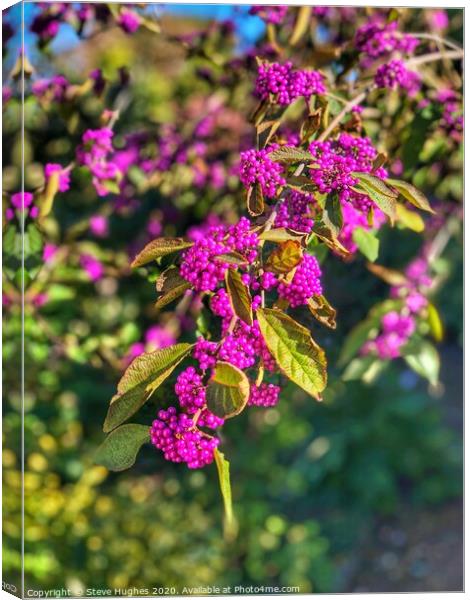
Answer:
[[239, 148, 286, 198], [150, 407, 220, 469], [277, 254, 323, 307], [255, 61, 326, 106], [375, 60, 421, 95], [249, 5, 289, 25]]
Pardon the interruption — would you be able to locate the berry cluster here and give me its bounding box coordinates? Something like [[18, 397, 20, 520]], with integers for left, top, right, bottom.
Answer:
[[278, 254, 323, 307], [249, 382, 281, 407], [6, 192, 37, 221], [363, 256, 432, 360], [150, 408, 220, 469], [255, 61, 326, 106], [355, 18, 419, 67], [239, 148, 286, 198], [375, 60, 421, 95], [179, 217, 258, 292], [77, 128, 122, 197]]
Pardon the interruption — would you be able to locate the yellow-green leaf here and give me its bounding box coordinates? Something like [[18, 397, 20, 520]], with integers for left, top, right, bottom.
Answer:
[[214, 448, 237, 541], [396, 203, 425, 232], [155, 267, 191, 309], [95, 424, 150, 472], [256, 308, 327, 400], [266, 240, 303, 274], [38, 170, 60, 221], [131, 238, 193, 268], [225, 269, 253, 326], [206, 362, 250, 419], [268, 146, 313, 163], [353, 227, 379, 262], [386, 178, 435, 213], [427, 302, 444, 342], [289, 6, 312, 45]]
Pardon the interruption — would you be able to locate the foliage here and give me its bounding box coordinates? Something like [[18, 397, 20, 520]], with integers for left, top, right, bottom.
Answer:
[[2, 3, 463, 594]]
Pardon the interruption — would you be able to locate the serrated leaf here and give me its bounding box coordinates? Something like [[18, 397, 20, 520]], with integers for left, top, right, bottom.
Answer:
[[403, 338, 440, 386], [266, 240, 303, 274], [247, 183, 265, 217], [307, 295, 337, 329], [256, 308, 327, 400], [131, 238, 193, 268], [301, 109, 322, 143], [268, 146, 313, 163], [386, 178, 435, 213], [95, 424, 150, 472], [225, 269, 253, 326], [155, 267, 191, 309], [353, 227, 379, 262], [206, 362, 250, 419], [214, 448, 236, 540], [427, 302, 444, 343], [104, 343, 193, 432], [259, 228, 307, 243], [396, 203, 425, 232], [352, 172, 397, 222], [213, 252, 249, 266]]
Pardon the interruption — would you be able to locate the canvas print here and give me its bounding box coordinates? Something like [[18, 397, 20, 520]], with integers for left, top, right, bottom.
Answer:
[[2, 2, 463, 597]]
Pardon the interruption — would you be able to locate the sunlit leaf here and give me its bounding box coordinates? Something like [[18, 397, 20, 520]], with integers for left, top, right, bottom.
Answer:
[[247, 182, 265, 217], [289, 6, 312, 45], [155, 267, 191, 309], [214, 448, 237, 540], [131, 238, 193, 268], [427, 302, 444, 343], [386, 178, 435, 213], [366, 262, 408, 286], [268, 146, 313, 163], [307, 294, 337, 329], [225, 269, 253, 326], [266, 240, 303, 274], [403, 338, 440, 386], [353, 227, 379, 262], [256, 308, 327, 400]]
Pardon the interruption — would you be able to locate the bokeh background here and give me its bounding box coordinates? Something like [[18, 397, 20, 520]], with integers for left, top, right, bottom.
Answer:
[[2, 3, 463, 594]]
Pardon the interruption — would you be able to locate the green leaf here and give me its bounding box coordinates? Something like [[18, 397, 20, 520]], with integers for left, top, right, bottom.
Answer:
[[131, 238, 193, 268], [427, 302, 444, 343], [104, 343, 193, 432], [95, 424, 150, 472], [268, 146, 313, 163], [155, 267, 191, 310], [256, 308, 327, 400], [396, 203, 425, 232], [351, 172, 397, 222], [206, 361, 250, 419], [403, 339, 440, 386], [322, 194, 343, 237], [259, 228, 307, 243], [225, 269, 253, 326], [386, 178, 435, 213], [311, 220, 351, 258], [214, 448, 237, 540], [247, 183, 265, 217], [342, 355, 380, 381], [338, 320, 377, 367], [353, 227, 379, 262]]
